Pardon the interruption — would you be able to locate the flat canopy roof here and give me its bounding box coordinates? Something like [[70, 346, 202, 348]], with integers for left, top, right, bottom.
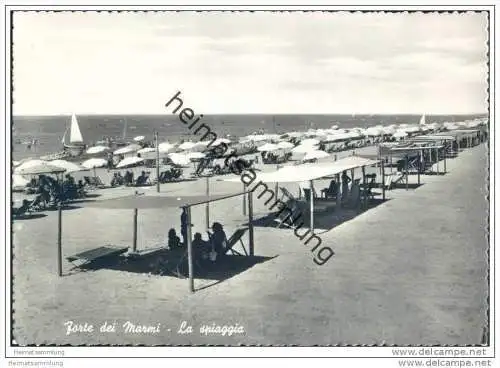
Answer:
[[412, 135, 455, 141], [222, 155, 379, 183], [84, 192, 248, 209], [389, 145, 444, 152]]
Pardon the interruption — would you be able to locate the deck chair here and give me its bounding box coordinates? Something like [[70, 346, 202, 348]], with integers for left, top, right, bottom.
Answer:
[[12, 200, 34, 218], [274, 200, 304, 230], [279, 187, 295, 202], [385, 172, 405, 189], [301, 188, 320, 201], [134, 173, 151, 187], [224, 228, 248, 256]]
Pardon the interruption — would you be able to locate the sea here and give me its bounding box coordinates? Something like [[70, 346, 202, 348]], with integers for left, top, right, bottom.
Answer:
[[12, 114, 486, 161]]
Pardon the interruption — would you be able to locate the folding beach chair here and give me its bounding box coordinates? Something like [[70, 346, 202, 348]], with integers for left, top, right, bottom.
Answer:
[[279, 187, 295, 202], [12, 200, 35, 218], [274, 200, 304, 230], [224, 228, 248, 256]]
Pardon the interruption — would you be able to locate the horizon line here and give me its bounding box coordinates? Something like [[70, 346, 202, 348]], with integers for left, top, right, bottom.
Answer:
[[12, 112, 489, 118]]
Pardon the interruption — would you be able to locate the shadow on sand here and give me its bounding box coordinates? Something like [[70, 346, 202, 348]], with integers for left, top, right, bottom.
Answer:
[[249, 198, 390, 234], [389, 183, 425, 190], [74, 249, 275, 289], [12, 213, 48, 220]]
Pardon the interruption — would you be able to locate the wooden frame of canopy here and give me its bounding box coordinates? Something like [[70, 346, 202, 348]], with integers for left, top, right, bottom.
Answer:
[[224, 157, 382, 234], [61, 191, 254, 293], [388, 144, 446, 188]]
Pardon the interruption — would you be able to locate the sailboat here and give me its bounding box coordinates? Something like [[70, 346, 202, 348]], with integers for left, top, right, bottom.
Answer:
[[419, 114, 426, 126], [62, 113, 86, 156]]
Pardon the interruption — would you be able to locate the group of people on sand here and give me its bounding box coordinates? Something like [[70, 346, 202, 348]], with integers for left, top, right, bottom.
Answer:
[[166, 208, 228, 264], [24, 174, 86, 209], [110, 170, 149, 187], [321, 170, 377, 209]]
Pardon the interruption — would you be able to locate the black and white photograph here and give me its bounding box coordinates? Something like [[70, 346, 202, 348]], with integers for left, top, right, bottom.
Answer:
[[4, 2, 496, 366]]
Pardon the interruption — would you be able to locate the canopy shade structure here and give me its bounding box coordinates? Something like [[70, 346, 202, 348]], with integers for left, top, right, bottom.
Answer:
[[412, 135, 456, 141], [75, 190, 254, 293], [223, 155, 381, 235], [84, 192, 250, 210], [225, 156, 380, 184]]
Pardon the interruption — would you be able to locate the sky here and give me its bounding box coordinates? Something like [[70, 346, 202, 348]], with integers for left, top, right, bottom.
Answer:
[[12, 11, 488, 115]]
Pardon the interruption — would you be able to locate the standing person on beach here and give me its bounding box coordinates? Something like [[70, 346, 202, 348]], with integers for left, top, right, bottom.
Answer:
[[341, 170, 351, 205], [180, 208, 188, 246]]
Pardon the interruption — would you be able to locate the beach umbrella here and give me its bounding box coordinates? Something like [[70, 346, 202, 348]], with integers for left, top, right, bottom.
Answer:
[[393, 131, 408, 139], [86, 145, 109, 155], [81, 158, 108, 169], [158, 142, 176, 153], [137, 147, 156, 155], [302, 150, 329, 161], [178, 141, 196, 151], [187, 152, 206, 160], [15, 161, 66, 176], [114, 144, 141, 155], [133, 135, 145, 142], [50, 159, 88, 173], [300, 138, 320, 146], [116, 156, 144, 169], [277, 141, 294, 149], [257, 143, 279, 152], [14, 159, 48, 174], [365, 127, 383, 137], [12, 174, 30, 190], [213, 138, 231, 145], [168, 153, 191, 167]]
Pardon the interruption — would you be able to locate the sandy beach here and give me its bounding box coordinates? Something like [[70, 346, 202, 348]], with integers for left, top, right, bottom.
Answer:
[[11, 142, 488, 346]]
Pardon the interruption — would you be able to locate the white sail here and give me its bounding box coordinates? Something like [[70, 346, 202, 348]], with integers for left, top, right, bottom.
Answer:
[[70, 113, 84, 144], [419, 114, 426, 126]]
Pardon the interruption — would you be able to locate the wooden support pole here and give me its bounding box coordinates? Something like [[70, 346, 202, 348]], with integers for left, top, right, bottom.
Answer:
[[243, 182, 247, 216], [381, 160, 386, 201], [248, 192, 254, 256], [405, 155, 409, 191], [444, 150, 447, 173], [205, 176, 210, 230], [336, 173, 341, 209], [57, 203, 62, 277], [436, 147, 440, 174], [155, 131, 160, 193], [310, 180, 314, 234], [132, 190, 138, 252], [187, 206, 194, 293], [417, 150, 421, 185], [362, 166, 367, 209]]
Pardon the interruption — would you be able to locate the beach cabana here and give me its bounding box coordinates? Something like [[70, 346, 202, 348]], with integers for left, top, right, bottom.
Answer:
[[64, 192, 254, 293]]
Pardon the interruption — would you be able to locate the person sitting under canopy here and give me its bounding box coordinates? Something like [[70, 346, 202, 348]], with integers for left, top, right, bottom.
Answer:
[[207, 222, 227, 262], [321, 179, 338, 199]]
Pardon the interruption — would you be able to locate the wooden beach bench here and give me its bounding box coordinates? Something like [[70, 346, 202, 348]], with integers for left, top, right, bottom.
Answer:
[[67, 245, 129, 267]]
